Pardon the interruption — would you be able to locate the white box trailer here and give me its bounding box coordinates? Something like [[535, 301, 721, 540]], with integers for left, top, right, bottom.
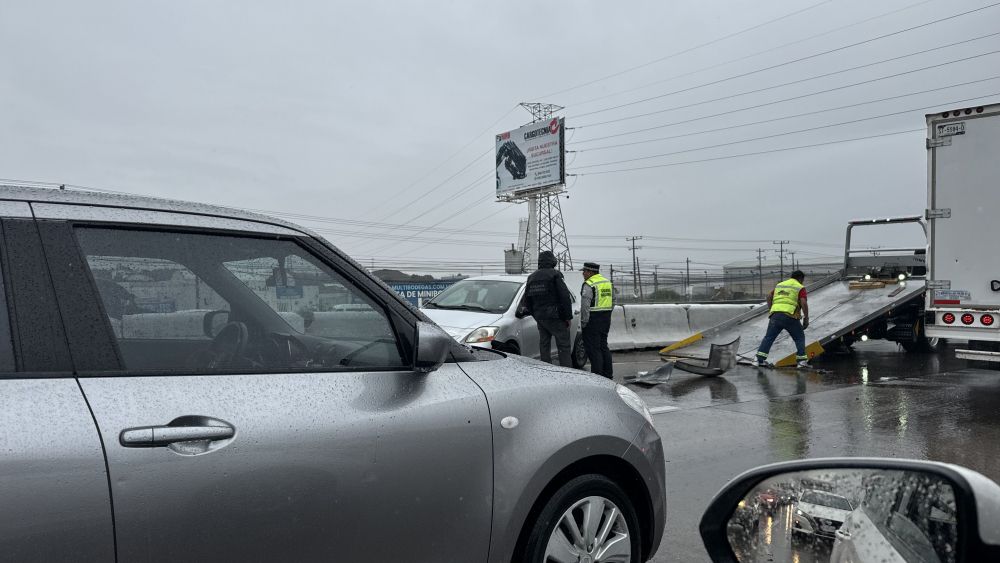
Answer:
[[924, 102, 1000, 363]]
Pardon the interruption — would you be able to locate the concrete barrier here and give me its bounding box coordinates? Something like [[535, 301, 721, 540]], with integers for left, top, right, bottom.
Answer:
[[623, 304, 690, 348], [121, 310, 213, 339], [278, 312, 306, 333], [607, 306, 635, 351], [308, 310, 390, 339], [687, 304, 755, 333]]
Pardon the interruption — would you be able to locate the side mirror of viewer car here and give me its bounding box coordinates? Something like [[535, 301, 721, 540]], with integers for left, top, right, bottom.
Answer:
[[699, 458, 1000, 562], [414, 321, 452, 373]]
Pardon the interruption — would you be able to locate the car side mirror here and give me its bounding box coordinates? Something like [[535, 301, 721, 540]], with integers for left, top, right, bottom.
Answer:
[[699, 458, 1000, 562], [203, 310, 230, 338], [414, 321, 451, 372]]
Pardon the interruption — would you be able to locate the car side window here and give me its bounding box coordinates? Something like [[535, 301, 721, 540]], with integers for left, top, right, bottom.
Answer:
[[0, 265, 14, 373], [75, 228, 406, 373]]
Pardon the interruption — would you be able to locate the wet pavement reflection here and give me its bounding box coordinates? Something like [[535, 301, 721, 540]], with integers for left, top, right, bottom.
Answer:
[[610, 341, 1000, 562], [730, 504, 833, 563]]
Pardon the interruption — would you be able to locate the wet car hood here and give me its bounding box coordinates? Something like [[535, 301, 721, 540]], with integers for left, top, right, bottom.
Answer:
[[463, 352, 613, 389], [421, 308, 505, 341]]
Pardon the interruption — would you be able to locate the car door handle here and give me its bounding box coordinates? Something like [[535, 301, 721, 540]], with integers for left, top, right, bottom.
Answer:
[[120, 423, 235, 447]]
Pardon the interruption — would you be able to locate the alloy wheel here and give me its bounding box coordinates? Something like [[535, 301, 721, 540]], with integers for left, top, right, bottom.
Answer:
[[543, 495, 631, 563]]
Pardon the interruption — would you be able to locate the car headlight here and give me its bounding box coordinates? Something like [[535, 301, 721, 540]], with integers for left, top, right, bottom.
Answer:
[[465, 326, 499, 344], [616, 384, 653, 425]]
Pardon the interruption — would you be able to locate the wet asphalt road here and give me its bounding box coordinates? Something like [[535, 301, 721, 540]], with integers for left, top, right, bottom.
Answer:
[[610, 341, 1000, 563]]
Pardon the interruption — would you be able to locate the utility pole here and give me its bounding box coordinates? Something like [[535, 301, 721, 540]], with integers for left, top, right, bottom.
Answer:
[[653, 265, 659, 297], [685, 257, 691, 302], [627, 236, 642, 301], [756, 249, 765, 298], [788, 251, 797, 272], [773, 240, 790, 280]]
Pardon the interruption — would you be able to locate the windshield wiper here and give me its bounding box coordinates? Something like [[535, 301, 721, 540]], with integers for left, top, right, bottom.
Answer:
[[431, 303, 492, 312]]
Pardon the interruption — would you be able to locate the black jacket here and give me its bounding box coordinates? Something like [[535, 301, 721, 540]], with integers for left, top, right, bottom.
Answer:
[[518, 267, 573, 321]]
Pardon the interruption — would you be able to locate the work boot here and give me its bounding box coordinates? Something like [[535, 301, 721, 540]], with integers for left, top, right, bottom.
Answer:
[[796, 359, 810, 369]]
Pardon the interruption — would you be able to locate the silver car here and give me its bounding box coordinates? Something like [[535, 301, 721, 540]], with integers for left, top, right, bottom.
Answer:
[[422, 273, 589, 368], [0, 185, 664, 563]]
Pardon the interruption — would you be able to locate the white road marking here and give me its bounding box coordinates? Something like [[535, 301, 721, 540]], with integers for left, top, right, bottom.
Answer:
[[649, 405, 680, 415]]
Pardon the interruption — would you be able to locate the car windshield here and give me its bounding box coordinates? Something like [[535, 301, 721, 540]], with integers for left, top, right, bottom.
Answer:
[[800, 491, 853, 511], [425, 280, 521, 313]]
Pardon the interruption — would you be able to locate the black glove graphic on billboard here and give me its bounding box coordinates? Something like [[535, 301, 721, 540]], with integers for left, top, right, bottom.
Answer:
[[496, 141, 527, 180]]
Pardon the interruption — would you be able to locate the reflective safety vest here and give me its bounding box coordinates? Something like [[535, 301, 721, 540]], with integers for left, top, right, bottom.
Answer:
[[585, 274, 614, 312], [770, 278, 804, 317]]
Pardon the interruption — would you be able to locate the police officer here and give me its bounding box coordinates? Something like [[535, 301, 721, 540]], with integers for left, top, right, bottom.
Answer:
[[516, 250, 574, 367], [756, 270, 810, 368], [580, 262, 614, 378]]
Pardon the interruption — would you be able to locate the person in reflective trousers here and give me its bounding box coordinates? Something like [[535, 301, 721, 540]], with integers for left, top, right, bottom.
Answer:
[[515, 250, 574, 367], [756, 270, 811, 368], [580, 262, 614, 378]]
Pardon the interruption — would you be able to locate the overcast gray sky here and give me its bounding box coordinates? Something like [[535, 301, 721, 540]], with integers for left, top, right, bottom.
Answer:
[[1, 0, 997, 275]]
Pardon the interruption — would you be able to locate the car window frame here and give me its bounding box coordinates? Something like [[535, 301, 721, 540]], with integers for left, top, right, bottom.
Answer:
[[54, 220, 417, 377], [0, 218, 74, 376]]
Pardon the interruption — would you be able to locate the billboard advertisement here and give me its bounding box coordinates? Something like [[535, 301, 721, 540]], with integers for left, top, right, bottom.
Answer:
[[388, 282, 454, 307], [496, 117, 565, 198]]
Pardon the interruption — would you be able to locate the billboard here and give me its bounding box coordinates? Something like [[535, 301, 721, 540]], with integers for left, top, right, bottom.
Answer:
[[496, 117, 565, 198], [388, 282, 454, 307]]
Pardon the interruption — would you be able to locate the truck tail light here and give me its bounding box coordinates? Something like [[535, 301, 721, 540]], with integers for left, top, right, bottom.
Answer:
[[961, 313, 976, 325], [981, 314, 995, 327], [942, 313, 956, 324]]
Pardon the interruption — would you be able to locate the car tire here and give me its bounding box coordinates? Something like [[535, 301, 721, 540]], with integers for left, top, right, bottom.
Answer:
[[494, 340, 520, 356], [519, 474, 642, 563], [572, 333, 588, 369]]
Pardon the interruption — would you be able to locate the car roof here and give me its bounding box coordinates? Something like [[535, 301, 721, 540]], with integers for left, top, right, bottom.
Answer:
[[0, 182, 306, 233], [459, 274, 529, 282]]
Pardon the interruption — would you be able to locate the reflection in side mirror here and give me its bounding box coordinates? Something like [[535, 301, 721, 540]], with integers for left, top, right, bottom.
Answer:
[[724, 468, 957, 563], [415, 321, 451, 373], [203, 310, 230, 339]]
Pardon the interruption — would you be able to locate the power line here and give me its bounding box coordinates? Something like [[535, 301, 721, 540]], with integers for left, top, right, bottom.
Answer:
[[569, 127, 926, 176], [567, 0, 940, 109], [351, 169, 493, 252], [569, 1, 1000, 119], [364, 105, 517, 221], [534, 0, 837, 99], [572, 90, 1000, 170], [573, 32, 1000, 132], [573, 74, 1000, 152]]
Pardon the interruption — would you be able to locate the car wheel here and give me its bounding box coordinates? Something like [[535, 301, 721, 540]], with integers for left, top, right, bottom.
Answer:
[[520, 474, 641, 563], [572, 334, 588, 369]]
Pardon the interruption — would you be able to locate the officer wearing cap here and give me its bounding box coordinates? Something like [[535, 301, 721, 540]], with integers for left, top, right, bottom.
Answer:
[[580, 262, 614, 378]]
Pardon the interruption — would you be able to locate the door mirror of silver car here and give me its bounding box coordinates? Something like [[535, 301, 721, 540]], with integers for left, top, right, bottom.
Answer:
[[414, 321, 451, 372], [699, 458, 1000, 562], [203, 310, 230, 338]]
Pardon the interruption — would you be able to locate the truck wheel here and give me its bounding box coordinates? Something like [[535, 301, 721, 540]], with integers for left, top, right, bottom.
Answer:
[[901, 322, 942, 353], [572, 333, 588, 369]]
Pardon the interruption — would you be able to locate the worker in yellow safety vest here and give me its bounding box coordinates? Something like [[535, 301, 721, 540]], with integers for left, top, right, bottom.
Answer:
[[580, 262, 614, 378], [756, 270, 811, 368]]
